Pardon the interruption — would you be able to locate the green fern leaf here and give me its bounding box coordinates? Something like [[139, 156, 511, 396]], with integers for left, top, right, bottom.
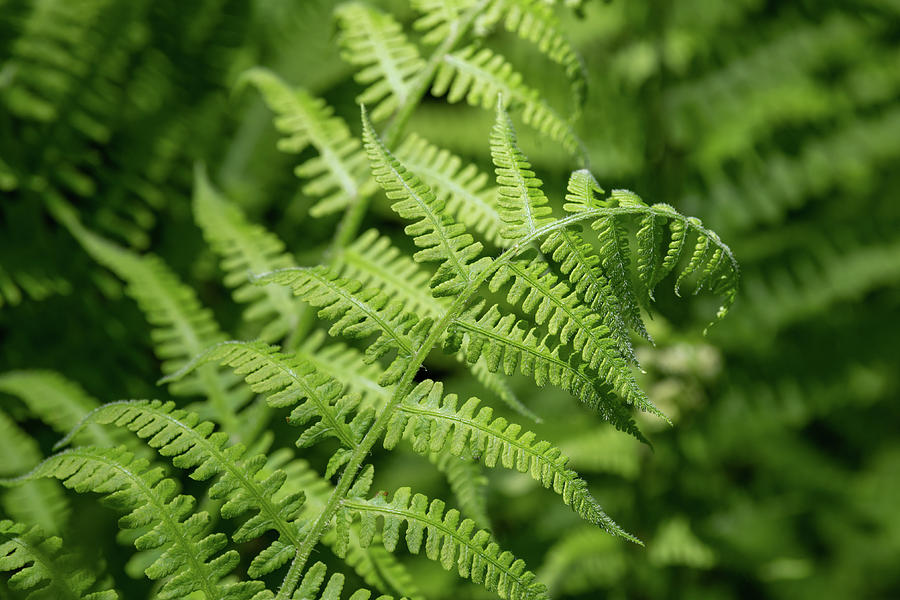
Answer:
[[241, 67, 372, 217], [411, 0, 475, 44], [57, 400, 310, 578], [0, 519, 118, 600], [336, 3, 425, 122], [490, 0, 587, 109], [445, 301, 656, 437], [2, 447, 268, 600], [429, 449, 491, 527], [434, 45, 582, 157], [253, 266, 430, 385], [0, 370, 116, 447], [592, 191, 653, 342], [413, 0, 587, 110], [388, 380, 639, 542], [540, 171, 634, 361], [49, 199, 246, 428], [362, 107, 492, 298], [295, 332, 392, 412], [192, 166, 300, 342], [562, 191, 739, 326], [0, 411, 69, 535], [342, 487, 547, 600], [396, 133, 504, 246], [490, 102, 554, 241], [162, 342, 366, 456]]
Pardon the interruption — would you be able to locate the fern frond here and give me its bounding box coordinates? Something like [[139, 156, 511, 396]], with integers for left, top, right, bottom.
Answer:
[[49, 199, 245, 423], [340, 487, 547, 600], [429, 450, 491, 526], [487, 107, 636, 366], [411, 0, 474, 45], [162, 342, 366, 467], [578, 188, 652, 342], [434, 45, 582, 157], [57, 400, 309, 578], [396, 133, 504, 247], [362, 108, 492, 298], [254, 266, 430, 385], [2, 447, 268, 600], [489, 0, 587, 109], [562, 184, 740, 327], [387, 380, 639, 541], [336, 3, 425, 122], [291, 561, 394, 600], [490, 102, 554, 241], [412, 0, 587, 109], [193, 167, 299, 341], [445, 301, 656, 436], [0, 410, 69, 534], [241, 67, 371, 217], [0, 370, 115, 446], [338, 230, 435, 316], [0, 519, 118, 600]]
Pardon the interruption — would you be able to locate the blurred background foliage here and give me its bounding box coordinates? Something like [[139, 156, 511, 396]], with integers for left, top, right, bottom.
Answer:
[[1, 0, 899, 598]]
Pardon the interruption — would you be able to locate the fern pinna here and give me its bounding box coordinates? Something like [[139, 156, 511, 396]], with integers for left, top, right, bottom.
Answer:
[[0, 2, 739, 599]]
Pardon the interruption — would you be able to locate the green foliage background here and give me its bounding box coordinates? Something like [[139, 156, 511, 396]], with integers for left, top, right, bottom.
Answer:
[[1, 0, 898, 598]]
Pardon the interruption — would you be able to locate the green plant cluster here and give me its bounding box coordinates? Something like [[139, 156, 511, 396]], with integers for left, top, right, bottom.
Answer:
[[1, 1, 898, 599]]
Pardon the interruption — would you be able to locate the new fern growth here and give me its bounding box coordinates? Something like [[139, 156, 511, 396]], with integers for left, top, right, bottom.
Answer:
[[0, 2, 740, 599]]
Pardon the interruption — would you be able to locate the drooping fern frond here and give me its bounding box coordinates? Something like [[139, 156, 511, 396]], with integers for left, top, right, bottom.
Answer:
[[192, 167, 299, 342], [0, 519, 118, 600], [362, 106, 492, 298], [561, 178, 740, 327], [241, 67, 372, 217], [542, 171, 634, 358], [434, 45, 583, 157], [335, 3, 425, 122], [57, 399, 310, 578], [340, 486, 547, 600], [387, 380, 639, 541], [395, 133, 504, 246], [2, 447, 268, 600], [445, 301, 653, 438]]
